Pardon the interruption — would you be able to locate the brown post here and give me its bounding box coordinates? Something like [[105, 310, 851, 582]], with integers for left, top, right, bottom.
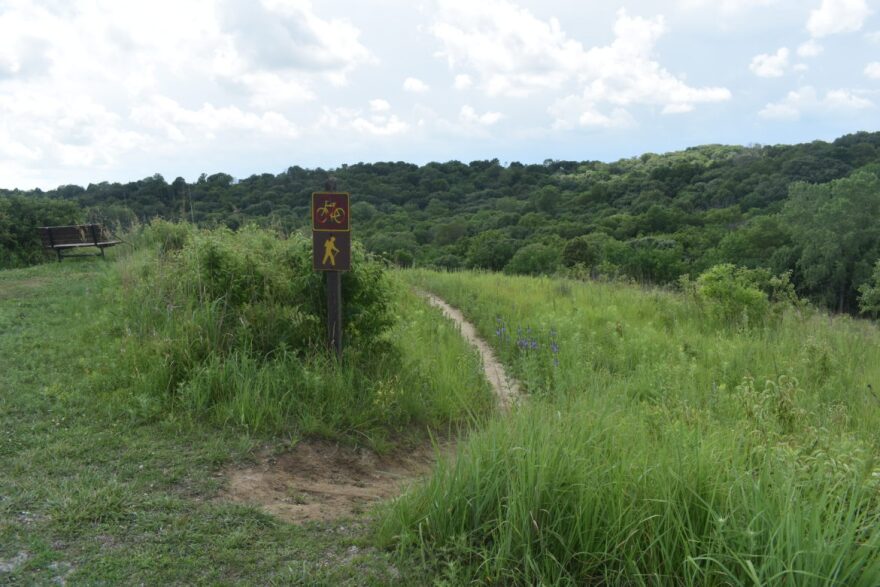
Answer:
[[326, 271, 343, 358], [318, 177, 345, 359]]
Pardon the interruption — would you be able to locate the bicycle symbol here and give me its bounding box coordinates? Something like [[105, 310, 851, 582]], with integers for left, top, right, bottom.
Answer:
[[316, 201, 346, 225]]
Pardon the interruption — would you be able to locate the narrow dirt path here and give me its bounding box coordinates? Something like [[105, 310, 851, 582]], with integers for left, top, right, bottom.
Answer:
[[221, 290, 521, 523], [417, 290, 522, 412]]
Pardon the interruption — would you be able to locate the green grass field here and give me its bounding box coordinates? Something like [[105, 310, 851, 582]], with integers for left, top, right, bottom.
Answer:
[[383, 270, 880, 585], [4, 254, 880, 585], [0, 259, 489, 585]]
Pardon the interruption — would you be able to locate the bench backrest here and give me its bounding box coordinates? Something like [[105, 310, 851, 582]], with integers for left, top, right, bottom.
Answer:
[[39, 224, 109, 247]]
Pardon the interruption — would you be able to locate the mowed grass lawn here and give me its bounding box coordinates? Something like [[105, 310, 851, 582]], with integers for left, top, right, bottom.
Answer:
[[0, 260, 482, 585]]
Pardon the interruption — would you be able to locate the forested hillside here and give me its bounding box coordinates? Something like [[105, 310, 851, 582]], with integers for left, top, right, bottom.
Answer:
[[3, 131, 880, 313]]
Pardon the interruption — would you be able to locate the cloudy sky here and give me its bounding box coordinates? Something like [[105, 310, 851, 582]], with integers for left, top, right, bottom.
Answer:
[[1, 0, 878, 189]]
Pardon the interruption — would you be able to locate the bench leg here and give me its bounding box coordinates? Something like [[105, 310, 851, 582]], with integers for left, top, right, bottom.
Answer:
[[100, 247, 106, 258], [56, 249, 62, 263]]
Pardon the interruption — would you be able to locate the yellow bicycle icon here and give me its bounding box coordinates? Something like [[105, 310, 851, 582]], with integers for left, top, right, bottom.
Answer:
[[316, 201, 346, 225]]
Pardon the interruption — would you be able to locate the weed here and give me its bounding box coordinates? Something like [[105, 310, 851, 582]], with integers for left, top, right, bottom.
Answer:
[[386, 269, 880, 585]]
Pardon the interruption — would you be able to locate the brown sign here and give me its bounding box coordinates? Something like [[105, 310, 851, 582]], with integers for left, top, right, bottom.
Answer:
[[313, 230, 351, 271], [312, 192, 350, 231]]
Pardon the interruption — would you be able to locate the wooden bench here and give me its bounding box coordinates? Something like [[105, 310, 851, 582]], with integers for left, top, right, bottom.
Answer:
[[38, 224, 122, 261]]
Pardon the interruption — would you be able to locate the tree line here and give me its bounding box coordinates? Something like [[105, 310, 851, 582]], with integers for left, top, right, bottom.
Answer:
[[2, 130, 880, 314]]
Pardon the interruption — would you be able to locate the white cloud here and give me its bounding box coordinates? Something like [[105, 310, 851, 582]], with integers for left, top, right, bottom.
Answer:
[[131, 96, 299, 141], [1, 0, 877, 189], [549, 95, 636, 129], [431, 0, 583, 96], [677, 0, 779, 14], [825, 88, 873, 109], [866, 62, 880, 79], [760, 91, 808, 120], [0, 0, 380, 186], [238, 72, 315, 109], [432, 3, 729, 128], [351, 115, 410, 136], [453, 74, 473, 89], [796, 39, 823, 57], [807, 0, 871, 38], [403, 76, 430, 92], [759, 86, 873, 120], [460, 105, 503, 125], [662, 103, 696, 114], [318, 106, 410, 136], [750, 47, 790, 77], [0, 91, 147, 168], [220, 0, 373, 82]]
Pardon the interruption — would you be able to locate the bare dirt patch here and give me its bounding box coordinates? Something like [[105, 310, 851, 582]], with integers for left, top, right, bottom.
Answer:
[[220, 291, 521, 524], [221, 440, 450, 524]]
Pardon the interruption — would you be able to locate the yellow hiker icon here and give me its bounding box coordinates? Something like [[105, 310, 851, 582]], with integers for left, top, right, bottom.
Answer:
[[323, 235, 340, 266]]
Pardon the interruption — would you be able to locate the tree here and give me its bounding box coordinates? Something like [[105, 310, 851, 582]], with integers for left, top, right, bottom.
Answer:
[[504, 242, 561, 275], [782, 171, 880, 312], [466, 229, 516, 271], [562, 233, 610, 268], [858, 260, 880, 317], [532, 186, 560, 214], [434, 221, 468, 245]]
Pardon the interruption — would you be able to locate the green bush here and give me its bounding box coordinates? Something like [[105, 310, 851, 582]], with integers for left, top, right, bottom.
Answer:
[[112, 222, 402, 435], [692, 264, 772, 326], [127, 222, 392, 358], [504, 242, 561, 275], [139, 218, 192, 254], [858, 259, 880, 317], [0, 194, 83, 268]]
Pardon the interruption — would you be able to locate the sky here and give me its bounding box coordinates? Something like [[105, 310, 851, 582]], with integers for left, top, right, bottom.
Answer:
[[0, 0, 879, 190]]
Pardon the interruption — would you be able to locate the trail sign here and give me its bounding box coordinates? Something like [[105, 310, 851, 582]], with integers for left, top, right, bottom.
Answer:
[[312, 192, 350, 231], [312, 182, 350, 359], [313, 230, 351, 271]]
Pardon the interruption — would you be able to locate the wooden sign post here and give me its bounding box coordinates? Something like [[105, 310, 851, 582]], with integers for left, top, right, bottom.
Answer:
[[312, 180, 351, 358]]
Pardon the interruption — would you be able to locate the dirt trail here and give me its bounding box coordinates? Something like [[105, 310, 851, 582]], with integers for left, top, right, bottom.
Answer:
[[221, 291, 521, 524], [417, 290, 522, 412]]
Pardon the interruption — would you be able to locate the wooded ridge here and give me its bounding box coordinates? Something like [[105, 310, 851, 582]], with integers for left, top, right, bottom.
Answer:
[[3, 130, 880, 314]]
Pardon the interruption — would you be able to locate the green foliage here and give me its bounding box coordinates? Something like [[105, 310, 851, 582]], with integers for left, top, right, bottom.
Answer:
[[0, 261, 488, 584], [858, 259, 880, 317], [111, 222, 409, 435], [0, 194, 82, 268], [5, 131, 880, 314], [782, 170, 880, 312], [386, 270, 880, 585], [561, 233, 604, 268], [466, 229, 515, 270], [685, 264, 802, 327], [694, 263, 772, 326], [504, 242, 561, 275], [102, 223, 492, 439]]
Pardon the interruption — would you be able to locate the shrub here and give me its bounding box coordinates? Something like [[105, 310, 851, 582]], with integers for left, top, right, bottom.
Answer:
[[141, 218, 192, 254], [694, 263, 772, 326], [858, 259, 880, 317], [0, 194, 83, 268], [113, 222, 398, 434], [504, 242, 561, 275]]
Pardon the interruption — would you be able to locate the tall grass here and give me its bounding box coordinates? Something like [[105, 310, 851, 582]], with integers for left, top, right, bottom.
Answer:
[[380, 270, 880, 584], [94, 223, 493, 443]]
